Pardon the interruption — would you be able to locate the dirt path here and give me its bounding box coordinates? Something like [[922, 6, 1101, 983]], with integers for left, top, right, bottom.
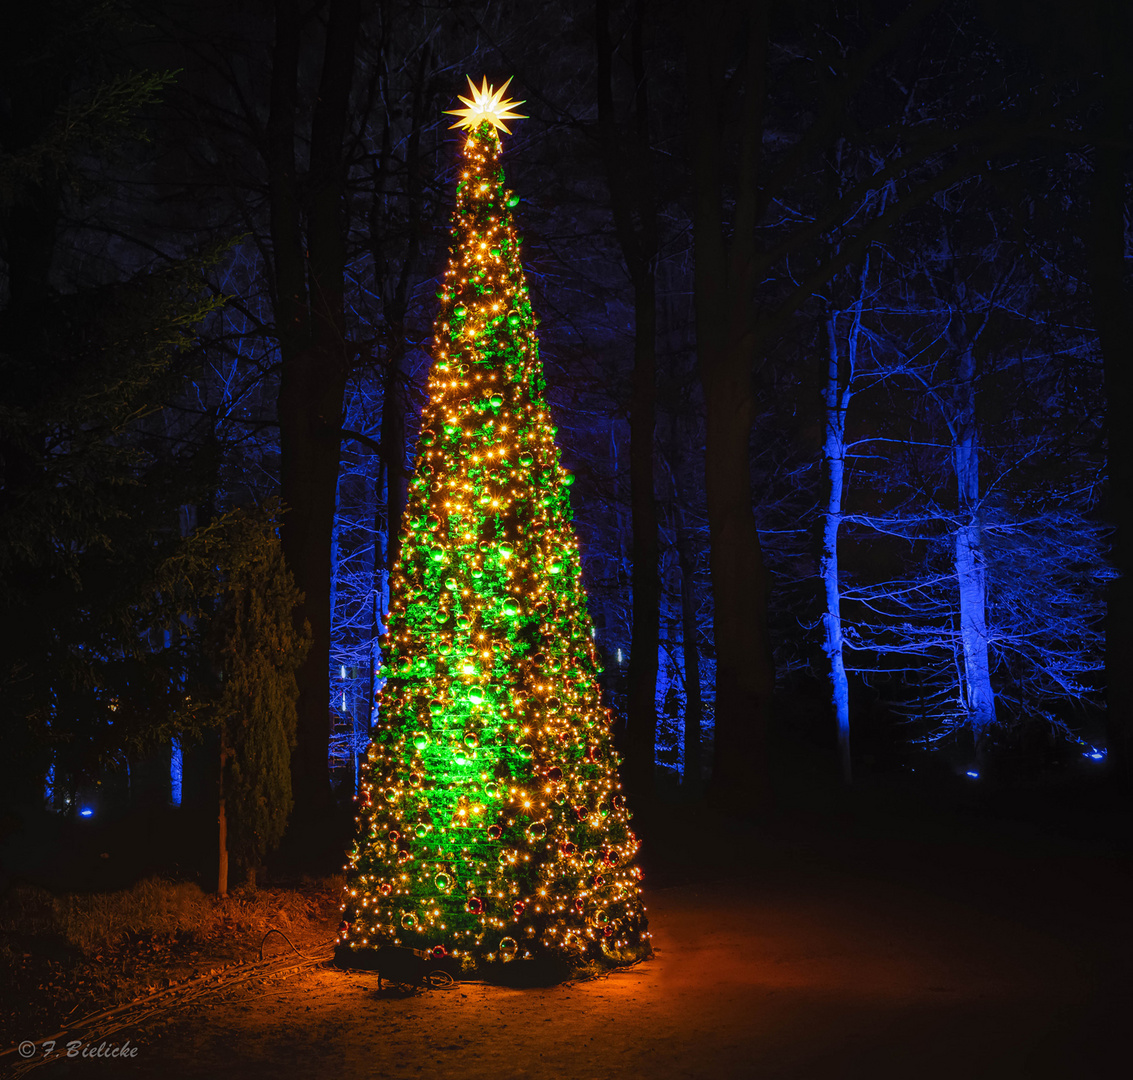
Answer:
[[13, 841, 1126, 1080]]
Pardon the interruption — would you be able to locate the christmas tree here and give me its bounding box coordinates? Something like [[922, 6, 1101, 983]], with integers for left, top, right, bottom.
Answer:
[[337, 78, 650, 975]]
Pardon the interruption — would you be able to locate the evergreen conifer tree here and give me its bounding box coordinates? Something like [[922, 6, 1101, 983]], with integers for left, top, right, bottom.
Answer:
[[338, 79, 650, 974], [160, 503, 310, 893], [208, 507, 310, 892]]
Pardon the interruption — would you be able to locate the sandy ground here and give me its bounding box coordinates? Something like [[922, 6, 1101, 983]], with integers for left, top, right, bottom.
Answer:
[[9, 805, 1129, 1080]]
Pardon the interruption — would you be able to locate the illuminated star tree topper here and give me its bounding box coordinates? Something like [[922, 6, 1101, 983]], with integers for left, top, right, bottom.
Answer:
[[444, 75, 527, 134]]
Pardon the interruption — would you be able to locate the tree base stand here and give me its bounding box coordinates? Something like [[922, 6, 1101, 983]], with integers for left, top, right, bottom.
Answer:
[[333, 939, 652, 988]]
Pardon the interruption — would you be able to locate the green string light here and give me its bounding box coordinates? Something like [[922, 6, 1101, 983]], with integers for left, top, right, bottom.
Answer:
[[339, 106, 650, 974]]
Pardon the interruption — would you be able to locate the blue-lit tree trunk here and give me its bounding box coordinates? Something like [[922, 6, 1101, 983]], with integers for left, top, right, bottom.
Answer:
[[947, 331, 997, 742], [820, 299, 857, 784], [820, 176, 885, 783]]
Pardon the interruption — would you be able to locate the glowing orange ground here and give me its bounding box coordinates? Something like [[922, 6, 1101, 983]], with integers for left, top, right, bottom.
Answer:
[[69, 795, 1128, 1080]]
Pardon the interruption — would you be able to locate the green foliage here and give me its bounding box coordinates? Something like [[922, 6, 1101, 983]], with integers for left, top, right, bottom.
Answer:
[[0, 70, 178, 206], [0, 259, 227, 805], [1, 1, 179, 209], [0, 2, 226, 809], [164, 504, 311, 870]]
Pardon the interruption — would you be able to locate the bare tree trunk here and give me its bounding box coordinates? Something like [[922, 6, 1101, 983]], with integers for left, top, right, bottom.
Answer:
[[625, 277, 660, 801], [369, 37, 430, 594], [687, 1, 774, 814], [699, 361, 773, 811], [268, 0, 361, 864], [677, 529, 704, 799], [821, 311, 852, 784], [366, 454, 384, 792], [949, 338, 996, 746], [380, 353, 409, 590], [218, 727, 229, 897], [819, 244, 876, 784], [597, 0, 660, 803]]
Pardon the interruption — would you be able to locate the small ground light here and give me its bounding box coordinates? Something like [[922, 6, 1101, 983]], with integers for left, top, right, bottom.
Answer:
[[965, 770, 979, 780], [79, 807, 94, 817], [1084, 747, 1107, 761]]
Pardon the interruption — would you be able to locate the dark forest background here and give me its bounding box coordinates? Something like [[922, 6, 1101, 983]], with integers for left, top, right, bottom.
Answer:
[[2, 0, 1129, 883]]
